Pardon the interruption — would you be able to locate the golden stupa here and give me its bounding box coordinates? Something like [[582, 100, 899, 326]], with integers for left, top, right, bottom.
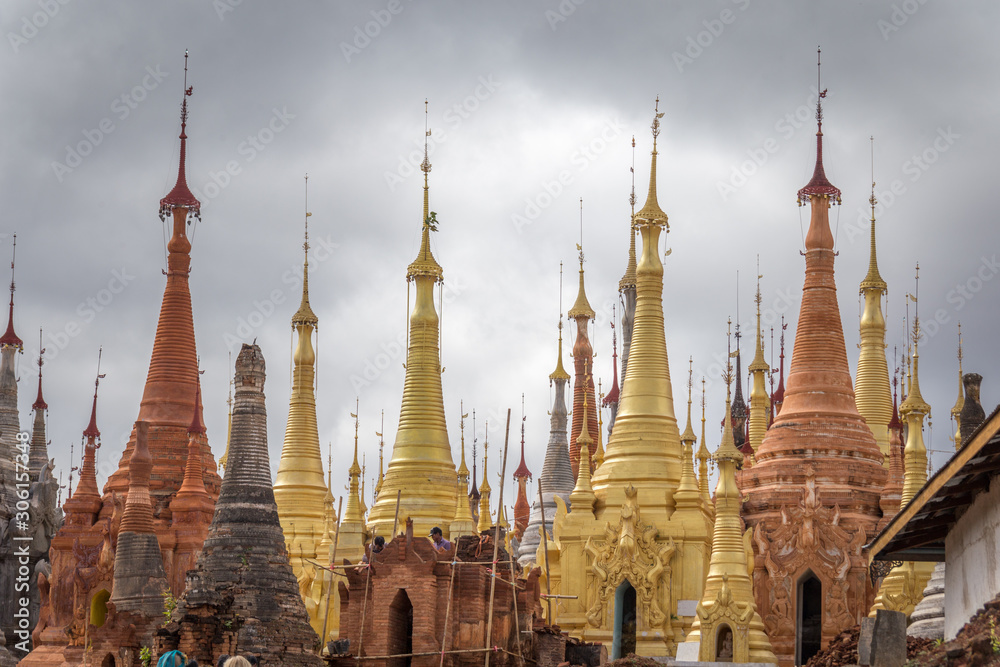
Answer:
[[273, 177, 334, 640], [366, 105, 460, 538], [869, 270, 934, 617], [854, 163, 892, 463], [682, 361, 776, 664], [549, 101, 712, 657], [747, 275, 770, 457]]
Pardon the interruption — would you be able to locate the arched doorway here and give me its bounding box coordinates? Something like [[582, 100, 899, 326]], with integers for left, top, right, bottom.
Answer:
[[611, 581, 637, 659], [101, 653, 116, 667], [796, 573, 822, 666], [388, 589, 413, 667], [90, 589, 111, 628]]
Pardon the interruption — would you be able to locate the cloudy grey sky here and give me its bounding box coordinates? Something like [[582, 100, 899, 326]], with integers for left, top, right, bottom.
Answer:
[[1, 1, 996, 509]]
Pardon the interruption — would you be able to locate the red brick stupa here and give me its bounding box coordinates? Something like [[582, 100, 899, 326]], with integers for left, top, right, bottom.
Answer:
[[740, 56, 887, 667], [24, 52, 220, 667]]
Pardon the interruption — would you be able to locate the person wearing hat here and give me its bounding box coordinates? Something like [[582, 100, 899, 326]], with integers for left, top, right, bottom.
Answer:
[[429, 527, 452, 553]]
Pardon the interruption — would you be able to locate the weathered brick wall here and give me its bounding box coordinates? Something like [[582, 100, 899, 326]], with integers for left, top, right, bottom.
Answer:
[[339, 530, 541, 667]]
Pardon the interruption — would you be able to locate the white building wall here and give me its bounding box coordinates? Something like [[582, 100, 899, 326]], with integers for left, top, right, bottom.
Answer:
[[944, 477, 1000, 639]]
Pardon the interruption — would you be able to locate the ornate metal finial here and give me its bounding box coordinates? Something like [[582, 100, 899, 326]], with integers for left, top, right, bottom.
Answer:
[[816, 47, 824, 130], [630, 136, 637, 213], [36, 327, 44, 371], [559, 260, 565, 328], [353, 397, 360, 440], [578, 197, 585, 266], [349, 398, 361, 474], [910, 263, 921, 349], [83, 346, 106, 442], [686, 356, 695, 409], [159, 50, 200, 220], [421, 98, 432, 178], [472, 409, 478, 470], [957, 322, 963, 368], [9, 232, 15, 301], [292, 174, 318, 327], [869, 137, 877, 220], [651, 95, 663, 145], [797, 46, 840, 205], [304, 173, 311, 255], [483, 419, 489, 474], [32, 327, 46, 412], [0, 233, 21, 351], [726, 316, 738, 392]]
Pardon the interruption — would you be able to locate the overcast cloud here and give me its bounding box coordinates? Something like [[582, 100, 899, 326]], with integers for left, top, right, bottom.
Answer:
[[1, 1, 996, 507]]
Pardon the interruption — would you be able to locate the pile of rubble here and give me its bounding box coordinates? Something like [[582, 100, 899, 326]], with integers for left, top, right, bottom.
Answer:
[[805, 625, 935, 667], [606, 655, 663, 667], [909, 595, 1000, 667]]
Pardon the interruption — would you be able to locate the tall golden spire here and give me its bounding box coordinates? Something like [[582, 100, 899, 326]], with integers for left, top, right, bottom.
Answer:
[[675, 358, 701, 511], [617, 136, 639, 424], [683, 357, 776, 664], [275, 175, 327, 572], [747, 267, 770, 456], [550, 263, 571, 382], [569, 383, 597, 514], [569, 200, 598, 480], [900, 265, 930, 504], [951, 324, 964, 449], [375, 410, 385, 498], [697, 376, 711, 506], [594, 381, 605, 469], [855, 138, 892, 462], [343, 402, 365, 524], [593, 98, 683, 509], [368, 102, 458, 537], [619, 136, 638, 292], [451, 403, 477, 536], [477, 422, 493, 533], [870, 267, 934, 618]]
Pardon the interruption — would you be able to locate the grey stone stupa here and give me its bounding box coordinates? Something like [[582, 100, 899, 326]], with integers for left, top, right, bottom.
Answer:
[[159, 344, 322, 666]]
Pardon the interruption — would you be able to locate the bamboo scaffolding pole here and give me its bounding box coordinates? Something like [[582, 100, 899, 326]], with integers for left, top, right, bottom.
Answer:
[[352, 646, 528, 661], [438, 558, 459, 667], [507, 526, 524, 667], [536, 482, 554, 623], [356, 527, 377, 659], [319, 496, 344, 653], [485, 409, 512, 667], [391, 488, 402, 538]]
